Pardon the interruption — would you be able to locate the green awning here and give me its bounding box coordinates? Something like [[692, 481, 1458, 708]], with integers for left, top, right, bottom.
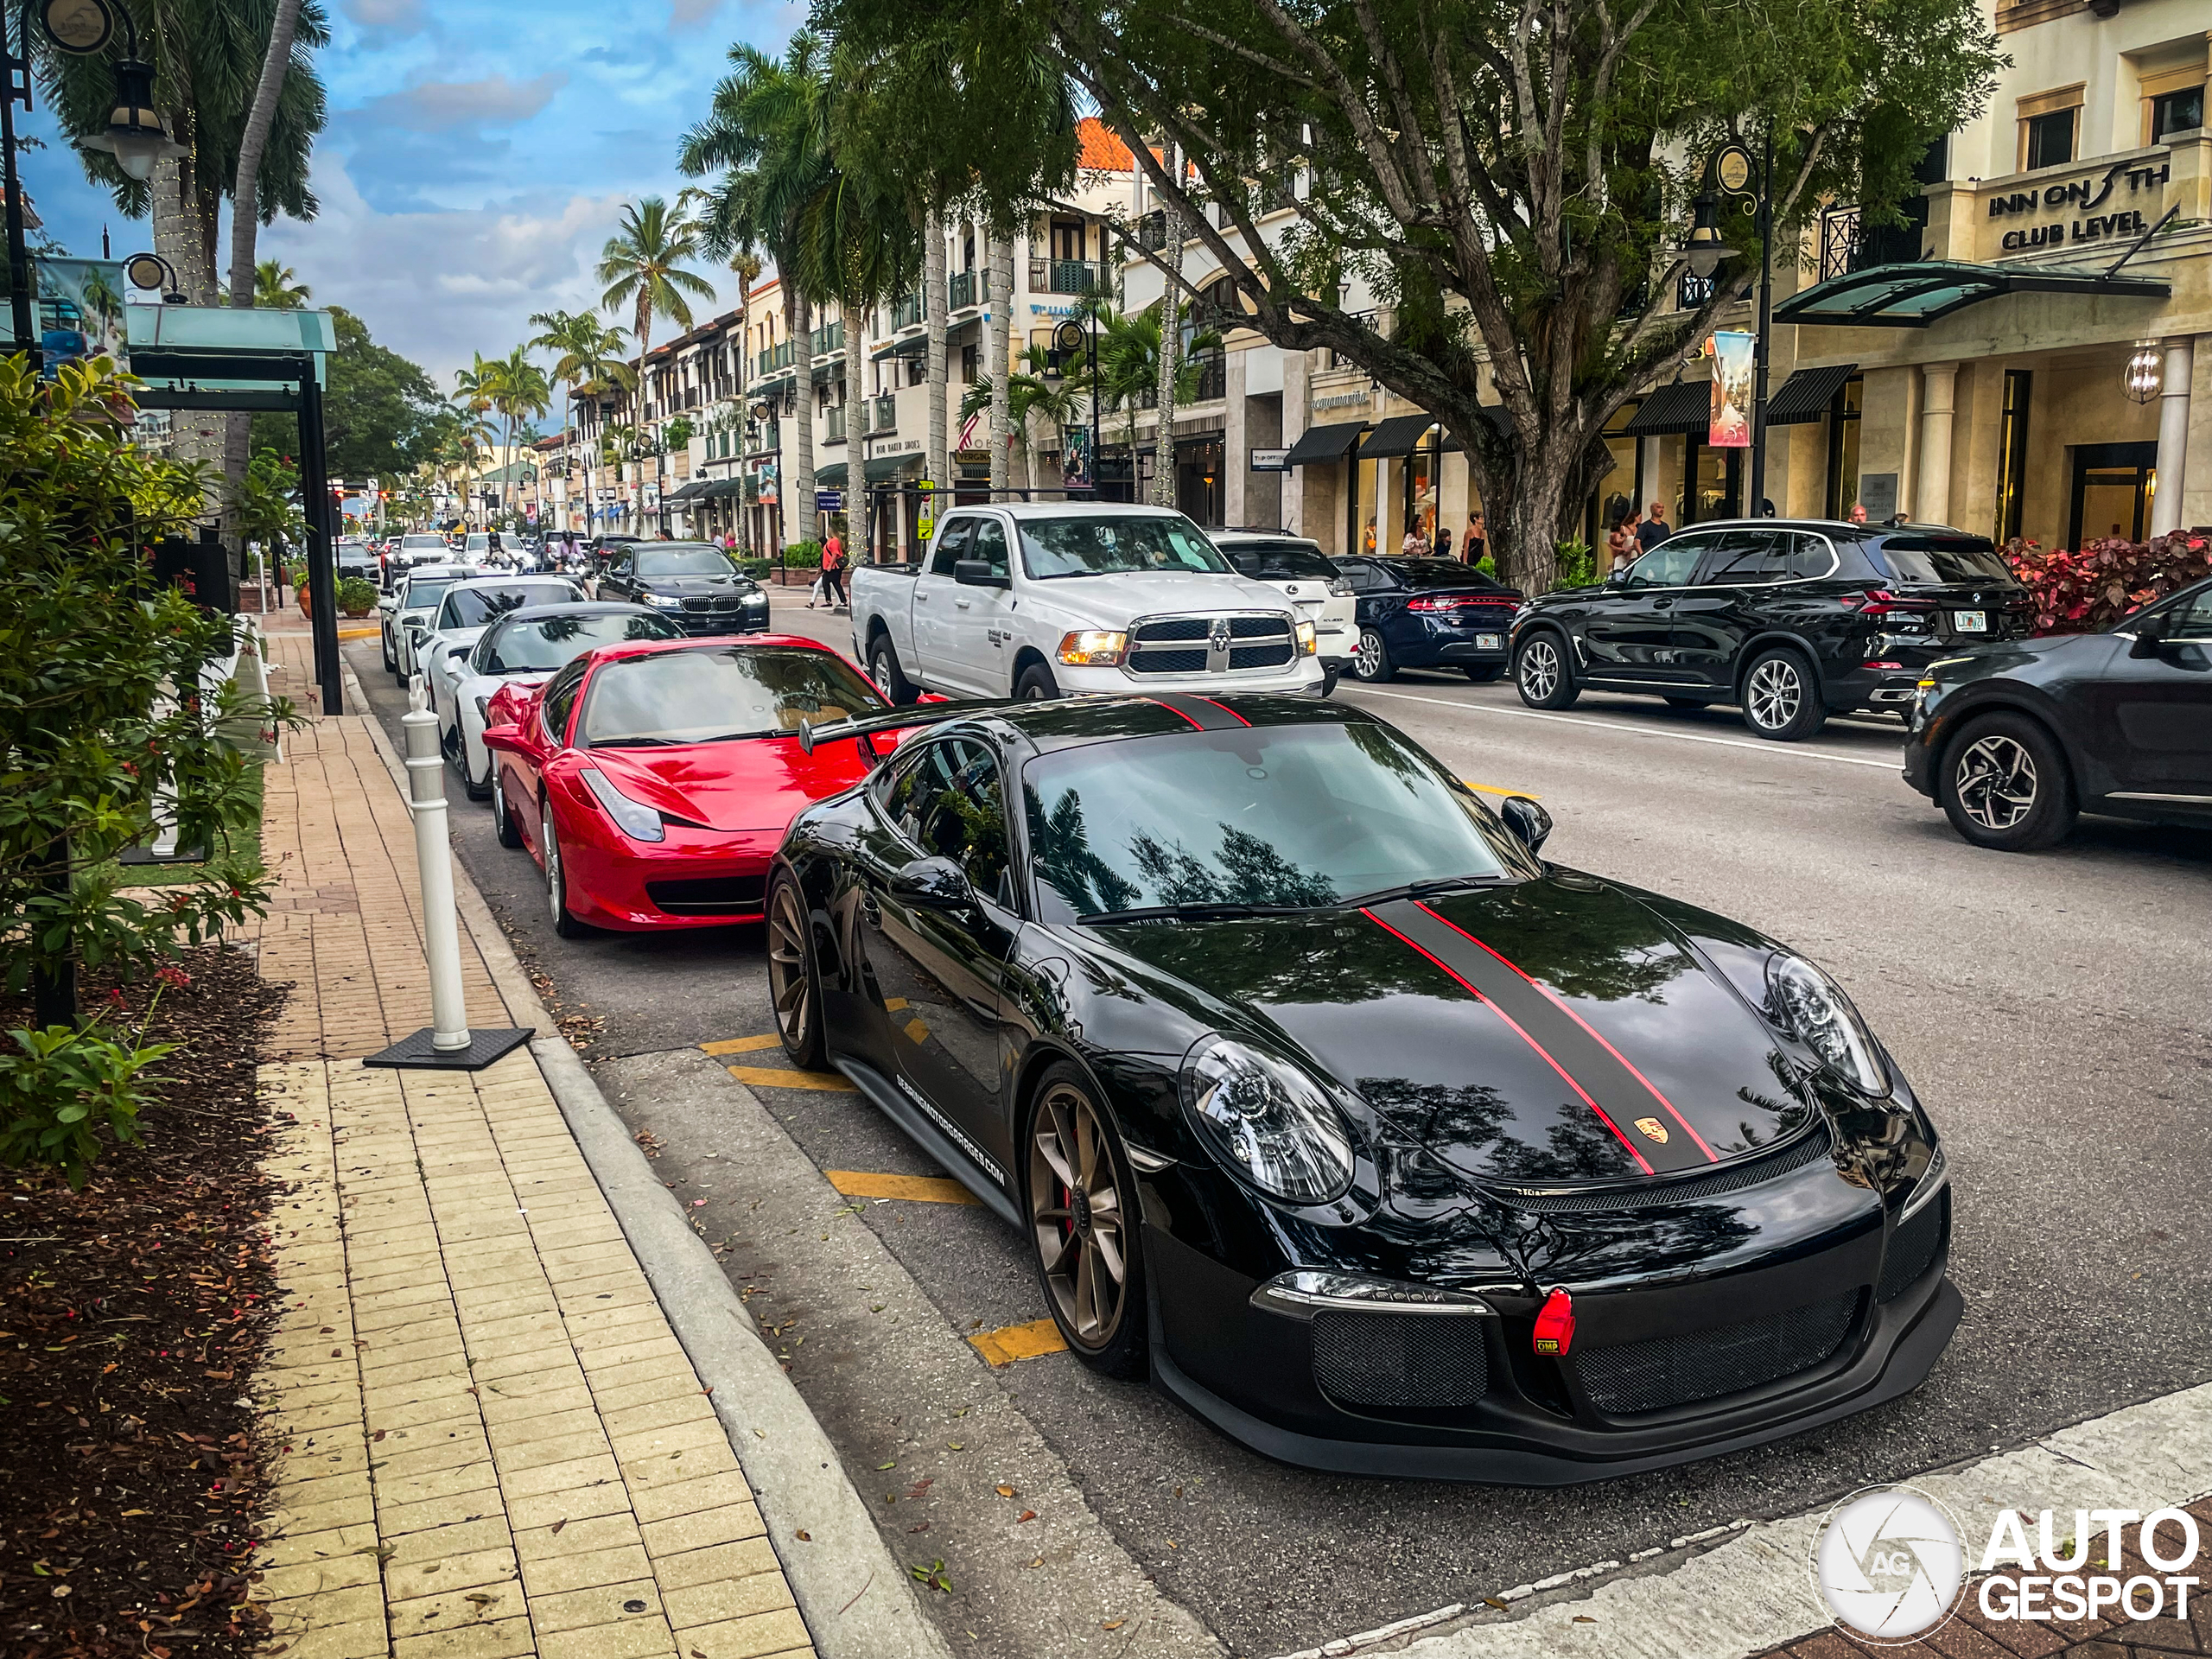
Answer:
[[1773, 259, 2168, 328], [816, 462, 849, 486], [865, 454, 912, 482], [871, 333, 927, 362]]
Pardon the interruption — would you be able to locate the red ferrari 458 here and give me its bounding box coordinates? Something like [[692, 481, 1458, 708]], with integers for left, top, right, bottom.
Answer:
[[482, 635, 896, 934]]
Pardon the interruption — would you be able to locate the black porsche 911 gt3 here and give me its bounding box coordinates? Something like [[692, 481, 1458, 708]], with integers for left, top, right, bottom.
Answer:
[[772, 692, 1958, 1483]]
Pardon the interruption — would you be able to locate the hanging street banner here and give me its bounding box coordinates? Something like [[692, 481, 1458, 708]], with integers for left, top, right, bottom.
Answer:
[[1707, 331, 1755, 448]]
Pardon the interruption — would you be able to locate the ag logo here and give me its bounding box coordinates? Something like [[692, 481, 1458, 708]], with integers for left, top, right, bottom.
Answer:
[[1634, 1116, 1669, 1144], [1810, 1484, 1966, 1643]]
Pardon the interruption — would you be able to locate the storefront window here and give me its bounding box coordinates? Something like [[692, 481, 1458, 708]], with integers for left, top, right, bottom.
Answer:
[[1992, 371, 2031, 544], [1825, 377, 1863, 520]]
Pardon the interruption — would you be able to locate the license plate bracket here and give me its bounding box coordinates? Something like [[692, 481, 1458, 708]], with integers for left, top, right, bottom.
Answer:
[[1954, 610, 1987, 633]]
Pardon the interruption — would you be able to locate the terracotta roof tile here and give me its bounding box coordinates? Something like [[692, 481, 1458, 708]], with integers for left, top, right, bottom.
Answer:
[[1076, 118, 1134, 172]]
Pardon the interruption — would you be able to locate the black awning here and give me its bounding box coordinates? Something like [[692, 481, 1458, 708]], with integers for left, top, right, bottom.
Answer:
[[1281, 421, 1366, 467], [1772, 259, 2168, 328], [1765, 364, 1859, 426], [1624, 382, 1713, 436], [663, 480, 710, 504], [1359, 413, 1440, 459]]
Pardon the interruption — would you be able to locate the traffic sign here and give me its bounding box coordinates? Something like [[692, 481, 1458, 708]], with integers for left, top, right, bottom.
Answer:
[[917, 516, 935, 541], [816, 489, 842, 512]]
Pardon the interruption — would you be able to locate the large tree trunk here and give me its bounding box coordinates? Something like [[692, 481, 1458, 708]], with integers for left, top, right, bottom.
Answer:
[[1150, 144, 1184, 508], [925, 210, 947, 514], [987, 233, 1013, 499], [787, 296, 816, 556]]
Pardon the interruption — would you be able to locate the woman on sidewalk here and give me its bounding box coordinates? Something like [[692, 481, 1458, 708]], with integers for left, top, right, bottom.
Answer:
[[820, 533, 847, 612]]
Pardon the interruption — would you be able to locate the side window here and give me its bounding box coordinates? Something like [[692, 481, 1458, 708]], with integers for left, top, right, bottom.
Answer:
[[883, 738, 1014, 906], [1336, 558, 1385, 594], [1781, 534, 1839, 580], [927, 519, 976, 577], [969, 518, 1010, 578], [1623, 537, 1704, 589], [541, 660, 588, 747], [2158, 587, 2212, 642], [1695, 531, 1788, 586]]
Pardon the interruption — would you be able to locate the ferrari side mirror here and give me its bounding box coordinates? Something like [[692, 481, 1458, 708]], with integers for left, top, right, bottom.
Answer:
[[482, 723, 522, 753]]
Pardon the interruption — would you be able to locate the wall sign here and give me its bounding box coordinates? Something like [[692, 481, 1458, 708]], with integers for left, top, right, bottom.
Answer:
[[1249, 447, 1290, 472], [1988, 156, 2168, 252]]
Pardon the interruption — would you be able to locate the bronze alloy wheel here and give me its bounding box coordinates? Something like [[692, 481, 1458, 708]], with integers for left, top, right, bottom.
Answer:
[[1027, 1079, 1129, 1351], [766, 876, 823, 1068]]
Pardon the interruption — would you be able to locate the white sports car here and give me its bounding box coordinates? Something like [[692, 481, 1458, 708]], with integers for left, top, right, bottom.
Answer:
[[416, 576, 588, 772], [435, 601, 682, 798], [379, 564, 482, 681]]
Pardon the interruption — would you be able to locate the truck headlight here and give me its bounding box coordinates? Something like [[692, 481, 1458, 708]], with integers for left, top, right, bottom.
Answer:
[[1058, 629, 1128, 666], [1296, 620, 1317, 656]]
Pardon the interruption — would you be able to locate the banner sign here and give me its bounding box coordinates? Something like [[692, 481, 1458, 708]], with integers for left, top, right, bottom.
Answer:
[[1707, 331, 1755, 448], [1062, 426, 1092, 492], [34, 258, 127, 374]]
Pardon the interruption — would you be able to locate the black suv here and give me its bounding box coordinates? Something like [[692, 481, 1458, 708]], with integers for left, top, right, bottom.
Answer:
[[1510, 520, 2030, 740]]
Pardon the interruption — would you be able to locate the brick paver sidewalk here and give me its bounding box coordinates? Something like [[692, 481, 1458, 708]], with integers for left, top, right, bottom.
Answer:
[[237, 622, 815, 1659]]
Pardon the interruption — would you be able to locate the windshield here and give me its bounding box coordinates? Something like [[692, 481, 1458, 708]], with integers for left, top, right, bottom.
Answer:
[[404, 579, 456, 611], [480, 611, 680, 673], [635, 546, 738, 579], [402, 535, 445, 550], [1018, 516, 1230, 579], [1024, 721, 1518, 921], [1382, 557, 1512, 590], [1224, 542, 1338, 582], [580, 645, 887, 747], [1871, 537, 2012, 586], [438, 582, 575, 629]]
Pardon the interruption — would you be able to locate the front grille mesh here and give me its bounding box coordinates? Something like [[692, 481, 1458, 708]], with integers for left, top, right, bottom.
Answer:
[[645, 874, 766, 915], [1128, 649, 1206, 675], [1128, 614, 1295, 675], [1489, 1121, 1833, 1214], [1878, 1194, 1946, 1303], [1575, 1292, 1856, 1415], [1135, 617, 1208, 643], [1311, 1312, 1489, 1408], [1230, 643, 1295, 669]]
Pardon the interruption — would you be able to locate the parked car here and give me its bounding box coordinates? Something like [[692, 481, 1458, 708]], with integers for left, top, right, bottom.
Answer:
[[1904, 575, 2212, 851], [1208, 529, 1359, 694], [334, 537, 380, 587], [597, 542, 771, 635], [768, 693, 1956, 1480], [391, 533, 452, 581], [1328, 554, 1524, 685], [377, 564, 480, 681], [481, 637, 895, 934], [440, 603, 680, 798], [1510, 520, 2030, 741], [852, 503, 1322, 703], [417, 576, 589, 780]]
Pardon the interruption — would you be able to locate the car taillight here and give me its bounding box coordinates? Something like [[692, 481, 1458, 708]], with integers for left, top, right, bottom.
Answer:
[[1533, 1287, 1574, 1356], [1406, 594, 1510, 613], [1839, 589, 1936, 617]]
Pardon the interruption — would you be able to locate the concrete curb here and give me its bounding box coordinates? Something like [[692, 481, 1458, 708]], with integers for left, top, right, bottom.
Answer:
[[353, 692, 955, 1659]]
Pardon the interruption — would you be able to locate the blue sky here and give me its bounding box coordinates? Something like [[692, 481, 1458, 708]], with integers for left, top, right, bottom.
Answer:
[[21, 0, 798, 390]]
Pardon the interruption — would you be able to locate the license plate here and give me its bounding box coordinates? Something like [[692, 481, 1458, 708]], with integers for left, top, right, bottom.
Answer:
[[1476, 632, 1503, 651], [1954, 610, 1987, 632]]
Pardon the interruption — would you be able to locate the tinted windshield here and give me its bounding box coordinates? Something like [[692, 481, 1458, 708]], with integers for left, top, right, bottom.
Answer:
[[1019, 516, 1230, 579], [1871, 537, 2012, 585], [439, 582, 576, 629], [580, 646, 887, 747], [1024, 721, 1517, 921], [402, 536, 445, 550], [635, 546, 738, 578], [480, 612, 679, 673], [404, 579, 456, 611], [1224, 542, 1338, 582], [1382, 557, 1510, 590]]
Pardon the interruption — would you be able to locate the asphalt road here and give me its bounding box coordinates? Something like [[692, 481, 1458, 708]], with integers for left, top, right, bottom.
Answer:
[[341, 596, 2212, 1659]]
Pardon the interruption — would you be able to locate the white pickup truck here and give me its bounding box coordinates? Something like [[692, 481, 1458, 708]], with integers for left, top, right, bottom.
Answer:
[[849, 503, 1323, 702]]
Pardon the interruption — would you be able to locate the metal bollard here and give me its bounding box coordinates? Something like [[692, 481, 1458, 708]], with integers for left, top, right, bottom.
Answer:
[[403, 675, 472, 1052]]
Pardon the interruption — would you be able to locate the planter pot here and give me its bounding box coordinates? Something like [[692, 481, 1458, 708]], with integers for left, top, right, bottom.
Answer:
[[297, 587, 313, 619], [341, 604, 373, 619]]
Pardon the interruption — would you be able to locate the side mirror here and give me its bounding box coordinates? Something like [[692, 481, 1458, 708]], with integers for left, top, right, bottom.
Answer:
[[2128, 612, 2170, 658], [1497, 795, 1553, 855], [953, 560, 1010, 590], [889, 855, 975, 911], [482, 722, 522, 753]]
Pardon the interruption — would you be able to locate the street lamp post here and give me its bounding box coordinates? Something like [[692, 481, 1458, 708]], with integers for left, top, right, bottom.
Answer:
[[1684, 130, 1777, 518], [1049, 312, 1100, 499]]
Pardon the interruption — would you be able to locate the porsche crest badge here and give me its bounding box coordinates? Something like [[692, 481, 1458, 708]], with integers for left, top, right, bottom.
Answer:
[[1634, 1116, 1669, 1144]]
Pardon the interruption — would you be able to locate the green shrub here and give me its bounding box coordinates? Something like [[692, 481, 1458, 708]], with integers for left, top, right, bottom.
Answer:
[[781, 541, 823, 569], [0, 1015, 174, 1189], [1553, 537, 1597, 588], [337, 575, 379, 614]]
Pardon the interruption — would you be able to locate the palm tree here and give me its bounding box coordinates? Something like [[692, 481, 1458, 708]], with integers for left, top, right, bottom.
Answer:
[[452, 355, 499, 525], [596, 196, 715, 447], [486, 347, 551, 519], [530, 311, 634, 537], [256, 261, 311, 309], [961, 344, 1087, 498], [1150, 141, 1185, 507], [1080, 300, 1215, 492]]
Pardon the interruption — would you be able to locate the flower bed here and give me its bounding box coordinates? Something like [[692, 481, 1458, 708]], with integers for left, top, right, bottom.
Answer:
[[2003, 529, 2210, 634]]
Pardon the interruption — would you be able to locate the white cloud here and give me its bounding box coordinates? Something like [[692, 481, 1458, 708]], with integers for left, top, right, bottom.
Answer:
[[355, 72, 570, 134], [340, 0, 425, 36], [262, 153, 739, 389]]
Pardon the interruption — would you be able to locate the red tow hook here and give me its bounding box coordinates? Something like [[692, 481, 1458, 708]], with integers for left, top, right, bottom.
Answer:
[[1533, 1287, 1575, 1356]]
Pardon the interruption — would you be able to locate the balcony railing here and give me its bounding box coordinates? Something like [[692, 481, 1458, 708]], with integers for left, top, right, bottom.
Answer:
[[1029, 257, 1106, 296], [756, 340, 795, 377], [810, 320, 844, 357], [871, 393, 896, 434], [1191, 355, 1227, 402], [1135, 211, 1167, 252], [949, 269, 991, 311], [825, 405, 848, 442], [893, 292, 925, 330]]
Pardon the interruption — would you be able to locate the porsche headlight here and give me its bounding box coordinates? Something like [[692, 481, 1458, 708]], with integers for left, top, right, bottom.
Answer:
[[1765, 954, 1889, 1096], [1179, 1035, 1353, 1204]]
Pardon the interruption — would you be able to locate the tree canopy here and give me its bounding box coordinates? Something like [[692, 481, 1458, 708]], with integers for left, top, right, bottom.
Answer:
[[251, 307, 448, 482]]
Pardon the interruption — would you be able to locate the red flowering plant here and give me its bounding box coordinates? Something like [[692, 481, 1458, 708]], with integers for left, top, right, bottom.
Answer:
[[2002, 529, 2212, 635]]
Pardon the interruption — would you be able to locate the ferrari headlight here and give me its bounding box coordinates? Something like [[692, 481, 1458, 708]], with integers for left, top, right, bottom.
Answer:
[[579, 768, 665, 842], [1179, 1036, 1353, 1204], [1295, 619, 1317, 656], [1058, 629, 1128, 666], [1765, 954, 1889, 1096]]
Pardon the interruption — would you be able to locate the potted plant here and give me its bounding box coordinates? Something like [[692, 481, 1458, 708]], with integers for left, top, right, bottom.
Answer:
[[338, 576, 378, 618]]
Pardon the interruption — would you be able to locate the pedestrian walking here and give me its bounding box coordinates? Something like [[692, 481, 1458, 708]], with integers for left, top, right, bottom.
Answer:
[[1465, 512, 1486, 567], [1636, 500, 1672, 552], [822, 532, 848, 611]]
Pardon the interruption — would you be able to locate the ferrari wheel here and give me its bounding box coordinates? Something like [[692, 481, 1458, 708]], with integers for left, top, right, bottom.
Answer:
[[492, 768, 522, 848], [766, 872, 825, 1071], [543, 804, 589, 938], [1025, 1064, 1146, 1378]]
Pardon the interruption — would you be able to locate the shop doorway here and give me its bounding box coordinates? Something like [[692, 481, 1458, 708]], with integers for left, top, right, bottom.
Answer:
[[2068, 442, 2156, 548], [1176, 435, 1224, 525]]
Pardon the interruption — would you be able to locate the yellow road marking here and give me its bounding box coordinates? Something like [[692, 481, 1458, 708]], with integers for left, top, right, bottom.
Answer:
[[902, 1018, 931, 1045], [969, 1318, 1068, 1366], [1463, 779, 1541, 799], [883, 997, 909, 1011], [702, 1033, 783, 1057], [825, 1170, 979, 1205], [728, 1064, 855, 1092], [339, 626, 380, 640]]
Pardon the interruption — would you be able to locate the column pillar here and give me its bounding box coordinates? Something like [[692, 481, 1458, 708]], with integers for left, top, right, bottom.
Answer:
[[1281, 350, 1310, 538], [1224, 351, 1250, 527], [2150, 339, 2194, 538], [1916, 363, 1958, 526]]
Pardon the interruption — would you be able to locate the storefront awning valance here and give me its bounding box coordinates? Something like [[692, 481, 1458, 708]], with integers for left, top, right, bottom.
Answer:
[[863, 455, 911, 482], [703, 477, 746, 499], [1282, 421, 1366, 467], [1623, 382, 1713, 435], [663, 480, 710, 504], [871, 334, 927, 362], [1772, 260, 2168, 329], [1359, 414, 1440, 459], [1765, 364, 1859, 425], [816, 462, 849, 486]]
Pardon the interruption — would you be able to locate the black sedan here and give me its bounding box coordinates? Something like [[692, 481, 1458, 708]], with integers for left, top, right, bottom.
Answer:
[[597, 542, 770, 636], [769, 693, 1957, 1482], [1905, 575, 2212, 850], [1333, 556, 1524, 684]]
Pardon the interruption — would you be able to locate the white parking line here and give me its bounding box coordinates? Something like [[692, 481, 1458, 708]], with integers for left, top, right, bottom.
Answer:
[[1344, 685, 1901, 771]]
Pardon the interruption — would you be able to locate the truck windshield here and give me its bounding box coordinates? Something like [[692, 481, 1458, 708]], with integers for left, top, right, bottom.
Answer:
[[1019, 517, 1231, 579]]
